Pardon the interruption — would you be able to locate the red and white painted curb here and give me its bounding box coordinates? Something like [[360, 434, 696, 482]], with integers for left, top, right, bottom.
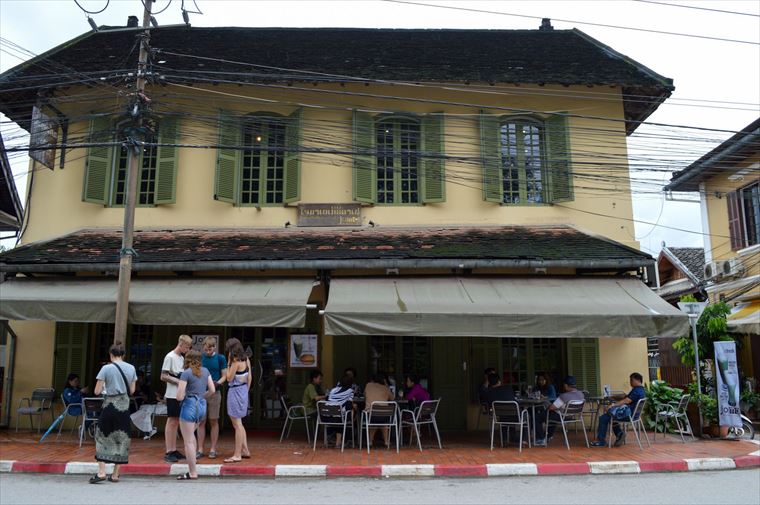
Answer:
[[0, 454, 757, 478]]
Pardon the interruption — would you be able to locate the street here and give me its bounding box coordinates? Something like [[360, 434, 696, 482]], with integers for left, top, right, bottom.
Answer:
[[1, 470, 759, 505]]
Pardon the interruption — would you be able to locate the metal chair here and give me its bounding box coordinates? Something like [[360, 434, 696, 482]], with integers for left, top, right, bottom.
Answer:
[[581, 390, 600, 432], [609, 398, 651, 450], [313, 400, 354, 452], [544, 399, 589, 450], [79, 397, 104, 447], [401, 398, 442, 451], [360, 401, 400, 454], [15, 388, 55, 433], [490, 401, 531, 452], [654, 394, 693, 443], [279, 394, 311, 443], [56, 393, 83, 438]]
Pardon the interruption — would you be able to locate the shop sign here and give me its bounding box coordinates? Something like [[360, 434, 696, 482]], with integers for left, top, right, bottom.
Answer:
[[297, 203, 361, 227]]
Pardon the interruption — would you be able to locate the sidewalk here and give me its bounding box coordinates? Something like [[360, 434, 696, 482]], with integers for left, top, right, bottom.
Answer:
[[1, 429, 758, 478]]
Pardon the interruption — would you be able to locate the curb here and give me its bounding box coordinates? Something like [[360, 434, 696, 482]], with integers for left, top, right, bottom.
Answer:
[[0, 456, 757, 478]]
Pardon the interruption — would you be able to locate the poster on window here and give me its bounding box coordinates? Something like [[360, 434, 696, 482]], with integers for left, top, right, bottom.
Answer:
[[192, 334, 219, 352], [289, 334, 318, 368], [714, 341, 741, 428]]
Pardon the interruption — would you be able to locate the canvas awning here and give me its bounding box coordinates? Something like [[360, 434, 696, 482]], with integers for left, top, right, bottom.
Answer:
[[0, 277, 314, 327], [727, 301, 760, 335], [324, 276, 689, 338]]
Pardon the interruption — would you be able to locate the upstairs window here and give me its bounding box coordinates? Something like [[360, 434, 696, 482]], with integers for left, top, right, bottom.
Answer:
[[353, 111, 445, 205], [215, 110, 301, 206], [480, 113, 572, 205], [83, 116, 178, 206], [728, 181, 760, 250]]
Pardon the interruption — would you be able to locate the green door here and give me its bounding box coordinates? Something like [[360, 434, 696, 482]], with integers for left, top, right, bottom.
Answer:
[[431, 337, 468, 430]]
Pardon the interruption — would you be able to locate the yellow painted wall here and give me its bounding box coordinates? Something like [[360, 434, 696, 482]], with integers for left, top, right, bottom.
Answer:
[[598, 337, 649, 391], [20, 82, 638, 250], [7, 320, 56, 428]]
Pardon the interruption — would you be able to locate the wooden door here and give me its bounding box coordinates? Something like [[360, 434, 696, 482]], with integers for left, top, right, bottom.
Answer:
[[431, 337, 468, 430]]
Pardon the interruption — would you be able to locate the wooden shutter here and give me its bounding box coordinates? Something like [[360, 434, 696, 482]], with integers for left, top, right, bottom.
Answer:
[[727, 191, 745, 250], [545, 114, 573, 203], [283, 108, 302, 203], [479, 112, 503, 203], [53, 322, 89, 393], [155, 117, 179, 205], [82, 116, 113, 205], [214, 110, 240, 204], [421, 113, 445, 203], [352, 110, 376, 203], [566, 338, 600, 396]]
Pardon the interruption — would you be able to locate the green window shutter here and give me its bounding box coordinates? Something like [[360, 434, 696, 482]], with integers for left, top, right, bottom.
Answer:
[[567, 338, 600, 396], [283, 108, 302, 203], [545, 114, 573, 203], [154, 117, 179, 205], [53, 322, 89, 393], [421, 113, 445, 203], [352, 110, 376, 203], [82, 117, 113, 205], [479, 112, 503, 203], [215, 110, 240, 204]]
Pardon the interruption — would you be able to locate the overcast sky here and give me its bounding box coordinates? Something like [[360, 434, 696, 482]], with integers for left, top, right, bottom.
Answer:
[[1, 0, 758, 254]]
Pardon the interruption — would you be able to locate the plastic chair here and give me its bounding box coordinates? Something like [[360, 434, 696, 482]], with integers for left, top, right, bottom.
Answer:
[[360, 401, 400, 454], [401, 398, 442, 451], [609, 398, 651, 450], [313, 400, 354, 452], [654, 394, 693, 443], [544, 399, 589, 450], [15, 388, 55, 433], [490, 401, 531, 452], [79, 397, 104, 447], [56, 393, 83, 438], [279, 394, 311, 443]]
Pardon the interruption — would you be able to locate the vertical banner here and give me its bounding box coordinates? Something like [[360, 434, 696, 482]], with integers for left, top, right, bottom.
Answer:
[[714, 341, 741, 428]]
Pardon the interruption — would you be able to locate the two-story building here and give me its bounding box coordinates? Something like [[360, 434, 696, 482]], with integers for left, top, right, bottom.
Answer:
[[0, 21, 687, 431], [665, 118, 760, 384]]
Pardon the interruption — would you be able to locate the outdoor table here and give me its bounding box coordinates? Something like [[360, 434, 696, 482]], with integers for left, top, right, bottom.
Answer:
[[587, 396, 615, 432], [516, 397, 550, 444]]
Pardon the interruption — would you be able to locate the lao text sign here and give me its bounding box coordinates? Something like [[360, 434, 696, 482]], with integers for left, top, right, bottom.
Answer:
[[297, 203, 361, 227], [714, 341, 741, 427]]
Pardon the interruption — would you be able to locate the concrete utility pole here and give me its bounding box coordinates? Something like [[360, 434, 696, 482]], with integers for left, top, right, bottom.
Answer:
[[113, 0, 153, 343]]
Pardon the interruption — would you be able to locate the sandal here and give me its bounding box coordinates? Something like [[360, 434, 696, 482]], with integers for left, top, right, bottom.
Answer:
[[177, 472, 198, 481], [223, 457, 241, 463], [208, 451, 217, 459], [108, 475, 119, 483], [89, 474, 107, 484], [241, 454, 251, 459]]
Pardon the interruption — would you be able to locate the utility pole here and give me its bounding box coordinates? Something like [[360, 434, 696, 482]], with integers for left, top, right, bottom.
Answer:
[[113, 0, 153, 343]]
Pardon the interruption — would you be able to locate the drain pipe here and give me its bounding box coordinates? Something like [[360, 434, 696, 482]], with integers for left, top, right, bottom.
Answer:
[[0, 321, 18, 428]]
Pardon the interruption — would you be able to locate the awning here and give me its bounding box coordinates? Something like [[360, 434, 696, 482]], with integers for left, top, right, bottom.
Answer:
[[0, 277, 314, 327], [727, 301, 760, 335], [324, 277, 689, 338]]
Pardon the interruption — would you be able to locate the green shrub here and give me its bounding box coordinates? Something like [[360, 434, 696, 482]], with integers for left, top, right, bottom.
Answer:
[[644, 380, 684, 431]]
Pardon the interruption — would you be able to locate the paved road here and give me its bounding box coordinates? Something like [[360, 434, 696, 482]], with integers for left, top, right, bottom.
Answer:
[[1, 470, 759, 505]]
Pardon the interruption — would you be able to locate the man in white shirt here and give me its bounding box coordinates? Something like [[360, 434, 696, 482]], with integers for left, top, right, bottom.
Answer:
[[535, 375, 585, 446], [161, 334, 193, 462]]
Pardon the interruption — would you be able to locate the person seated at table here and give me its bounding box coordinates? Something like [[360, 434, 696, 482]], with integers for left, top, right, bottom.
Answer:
[[134, 371, 153, 409], [404, 374, 430, 410], [591, 372, 646, 447], [303, 369, 326, 417], [326, 374, 356, 448], [534, 375, 584, 446], [338, 367, 363, 396], [63, 373, 89, 416], [364, 374, 395, 448], [479, 367, 497, 403], [483, 373, 516, 405], [535, 372, 557, 401]]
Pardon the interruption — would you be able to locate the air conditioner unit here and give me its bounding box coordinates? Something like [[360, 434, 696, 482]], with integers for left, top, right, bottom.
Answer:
[[704, 261, 720, 280], [720, 258, 745, 279]]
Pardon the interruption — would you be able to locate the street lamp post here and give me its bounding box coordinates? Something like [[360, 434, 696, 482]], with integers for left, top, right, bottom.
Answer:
[[677, 301, 709, 436]]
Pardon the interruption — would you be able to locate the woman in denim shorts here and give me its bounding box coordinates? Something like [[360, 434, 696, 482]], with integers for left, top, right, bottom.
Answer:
[[176, 350, 215, 480]]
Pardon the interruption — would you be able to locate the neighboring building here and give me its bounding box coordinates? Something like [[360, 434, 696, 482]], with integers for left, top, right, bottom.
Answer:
[[653, 244, 706, 386], [0, 135, 24, 233], [0, 21, 687, 430], [665, 118, 760, 382]]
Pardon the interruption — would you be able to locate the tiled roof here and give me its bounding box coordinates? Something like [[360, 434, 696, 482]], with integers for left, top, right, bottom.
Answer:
[[666, 246, 705, 281], [0, 225, 652, 272], [0, 27, 672, 134]]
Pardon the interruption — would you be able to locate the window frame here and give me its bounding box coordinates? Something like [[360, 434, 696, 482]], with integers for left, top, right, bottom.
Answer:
[[109, 119, 160, 207], [737, 180, 760, 248], [374, 115, 423, 206], [497, 116, 549, 206], [238, 113, 288, 207]]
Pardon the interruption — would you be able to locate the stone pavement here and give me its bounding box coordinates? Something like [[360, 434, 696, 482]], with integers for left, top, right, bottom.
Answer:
[[1, 429, 758, 478]]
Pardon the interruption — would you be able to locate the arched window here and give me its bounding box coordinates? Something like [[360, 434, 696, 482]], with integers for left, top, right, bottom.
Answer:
[[499, 118, 545, 204], [241, 115, 287, 205], [375, 117, 421, 204], [112, 120, 159, 206]]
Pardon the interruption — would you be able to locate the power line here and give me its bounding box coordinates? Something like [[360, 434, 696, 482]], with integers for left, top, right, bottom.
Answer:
[[632, 0, 760, 18]]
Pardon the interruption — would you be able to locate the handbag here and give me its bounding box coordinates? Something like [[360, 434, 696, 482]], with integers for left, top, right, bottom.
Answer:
[[609, 405, 631, 421]]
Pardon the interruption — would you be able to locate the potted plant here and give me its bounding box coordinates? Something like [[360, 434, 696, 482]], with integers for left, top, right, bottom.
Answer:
[[644, 380, 684, 433]]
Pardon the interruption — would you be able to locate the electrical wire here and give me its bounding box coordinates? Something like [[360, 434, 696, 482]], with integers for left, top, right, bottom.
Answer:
[[632, 0, 760, 18], [73, 0, 110, 15]]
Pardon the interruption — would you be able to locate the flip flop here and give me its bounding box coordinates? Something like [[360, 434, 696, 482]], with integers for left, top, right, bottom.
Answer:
[[89, 474, 106, 484], [177, 472, 198, 481], [223, 457, 242, 463], [241, 454, 251, 459], [208, 451, 217, 459], [108, 475, 120, 483]]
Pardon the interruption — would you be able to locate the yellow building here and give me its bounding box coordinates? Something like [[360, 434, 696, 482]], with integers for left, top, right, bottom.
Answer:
[[0, 23, 687, 431], [665, 118, 760, 380]]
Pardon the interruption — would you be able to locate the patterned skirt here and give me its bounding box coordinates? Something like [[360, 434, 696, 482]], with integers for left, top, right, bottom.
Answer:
[[95, 394, 131, 464]]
